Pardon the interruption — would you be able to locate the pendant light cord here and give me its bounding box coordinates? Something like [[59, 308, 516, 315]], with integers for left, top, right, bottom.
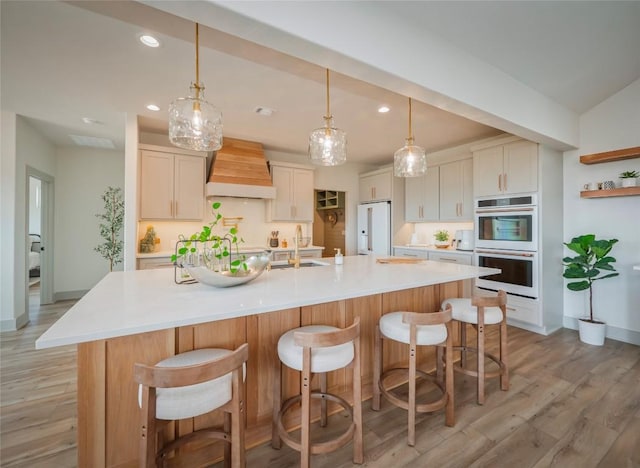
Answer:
[[325, 68, 331, 120], [408, 97, 413, 143], [194, 23, 202, 96]]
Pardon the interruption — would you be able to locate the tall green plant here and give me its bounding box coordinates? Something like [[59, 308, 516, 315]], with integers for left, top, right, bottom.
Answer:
[[563, 234, 618, 323], [95, 186, 124, 272]]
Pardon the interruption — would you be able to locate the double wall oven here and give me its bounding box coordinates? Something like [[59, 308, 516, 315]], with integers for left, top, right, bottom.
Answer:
[[474, 194, 539, 299]]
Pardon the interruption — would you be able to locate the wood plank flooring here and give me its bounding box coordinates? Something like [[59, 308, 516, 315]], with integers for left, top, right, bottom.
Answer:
[[2, 288, 639, 467]]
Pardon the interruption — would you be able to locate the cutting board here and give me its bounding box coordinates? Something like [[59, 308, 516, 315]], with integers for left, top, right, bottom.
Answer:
[[376, 257, 426, 264]]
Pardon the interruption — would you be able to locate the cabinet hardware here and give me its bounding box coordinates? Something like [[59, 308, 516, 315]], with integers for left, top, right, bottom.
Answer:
[[175, 201, 178, 216], [498, 174, 502, 191], [503, 173, 507, 191], [437, 258, 457, 262], [506, 306, 517, 312]]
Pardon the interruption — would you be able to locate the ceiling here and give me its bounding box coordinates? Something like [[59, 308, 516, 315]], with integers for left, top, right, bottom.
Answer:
[[2, 1, 638, 166]]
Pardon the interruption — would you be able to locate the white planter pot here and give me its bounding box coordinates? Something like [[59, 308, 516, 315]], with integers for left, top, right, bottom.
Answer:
[[620, 178, 637, 188], [578, 318, 606, 346]]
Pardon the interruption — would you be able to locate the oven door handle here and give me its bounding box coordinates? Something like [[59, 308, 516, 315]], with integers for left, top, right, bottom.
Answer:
[[476, 249, 535, 257], [475, 207, 535, 214]]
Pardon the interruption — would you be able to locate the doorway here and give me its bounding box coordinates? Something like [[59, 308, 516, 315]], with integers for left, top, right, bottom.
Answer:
[[313, 190, 346, 258], [26, 168, 54, 308]]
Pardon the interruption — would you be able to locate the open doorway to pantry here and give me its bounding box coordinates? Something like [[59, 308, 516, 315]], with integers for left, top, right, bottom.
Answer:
[[313, 190, 346, 258]]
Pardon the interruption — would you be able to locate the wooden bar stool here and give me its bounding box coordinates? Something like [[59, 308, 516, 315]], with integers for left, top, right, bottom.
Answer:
[[134, 344, 248, 468], [442, 290, 508, 405], [372, 305, 454, 447], [272, 318, 363, 468]]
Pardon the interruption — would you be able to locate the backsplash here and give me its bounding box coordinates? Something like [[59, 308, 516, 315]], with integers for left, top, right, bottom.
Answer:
[[137, 198, 312, 253], [410, 222, 474, 246]]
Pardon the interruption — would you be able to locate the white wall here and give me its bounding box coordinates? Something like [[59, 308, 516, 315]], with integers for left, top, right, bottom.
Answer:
[[54, 146, 125, 296], [1, 115, 57, 330], [563, 79, 640, 344]]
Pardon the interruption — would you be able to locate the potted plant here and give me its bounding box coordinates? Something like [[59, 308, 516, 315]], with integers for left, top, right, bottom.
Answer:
[[619, 170, 639, 187], [434, 230, 450, 248], [563, 234, 618, 345]]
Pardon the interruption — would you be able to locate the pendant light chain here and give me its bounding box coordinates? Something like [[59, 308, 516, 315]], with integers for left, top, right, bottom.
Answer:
[[325, 68, 332, 124], [408, 97, 413, 142], [194, 23, 201, 96]]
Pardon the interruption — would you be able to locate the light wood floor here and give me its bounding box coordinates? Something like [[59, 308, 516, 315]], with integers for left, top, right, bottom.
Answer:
[[2, 289, 639, 467]]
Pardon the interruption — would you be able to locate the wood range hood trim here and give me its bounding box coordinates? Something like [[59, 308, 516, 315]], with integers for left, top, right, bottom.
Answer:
[[206, 137, 276, 199]]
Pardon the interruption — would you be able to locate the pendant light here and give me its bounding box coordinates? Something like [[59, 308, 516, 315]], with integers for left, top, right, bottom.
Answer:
[[394, 97, 427, 177], [169, 23, 223, 152], [309, 68, 347, 166]]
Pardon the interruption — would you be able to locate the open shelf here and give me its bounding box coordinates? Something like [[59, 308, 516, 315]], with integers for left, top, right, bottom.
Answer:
[[579, 146, 640, 165], [315, 190, 345, 210], [580, 186, 640, 198]]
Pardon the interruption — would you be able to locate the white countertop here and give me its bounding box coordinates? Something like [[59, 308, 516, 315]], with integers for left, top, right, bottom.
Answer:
[[36, 255, 498, 350], [137, 245, 325, 259], [393, 245, 474, 256]]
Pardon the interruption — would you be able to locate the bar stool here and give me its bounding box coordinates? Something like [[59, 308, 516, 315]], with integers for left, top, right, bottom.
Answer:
[[442, 290, 508, 405], [272, 318, 363, 468], [372, 305, 454, 447], [134, 344, 248, 468]]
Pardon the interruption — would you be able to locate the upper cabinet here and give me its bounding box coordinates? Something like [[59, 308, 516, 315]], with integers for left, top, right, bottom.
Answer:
[[405, 167, 439, 222], [359, 168, 392, 202], [139, 145, 206, 220], [439, 159, 473, 221], [404, 157, 473, 222], [267, 161, 314, 222], [473, 139, 538, 197]]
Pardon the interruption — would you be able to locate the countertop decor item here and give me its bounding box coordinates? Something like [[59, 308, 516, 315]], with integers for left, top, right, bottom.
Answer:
[[434, 229, 450, 248], [183, 251, 270, 288], [619, 170, 639, 187], [95, 186, 124, 271], [394, 97, 427, 177], [563, 234, 618, 345], [308, 68, 347, 166], [169, 22, 222, 152]]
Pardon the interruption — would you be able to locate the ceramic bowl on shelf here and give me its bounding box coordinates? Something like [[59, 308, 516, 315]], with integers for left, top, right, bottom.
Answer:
[[180, 252, 270, 288]]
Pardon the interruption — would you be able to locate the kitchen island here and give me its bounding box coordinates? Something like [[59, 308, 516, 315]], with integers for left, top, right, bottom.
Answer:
[[37, 255, 498, 467]]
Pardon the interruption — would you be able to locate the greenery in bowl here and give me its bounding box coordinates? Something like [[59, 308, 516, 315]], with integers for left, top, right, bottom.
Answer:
[[619, 170, 639, 178], [171, 201, 248, 275], [434, 230, 450, 242], [563, 234, 618, 323]]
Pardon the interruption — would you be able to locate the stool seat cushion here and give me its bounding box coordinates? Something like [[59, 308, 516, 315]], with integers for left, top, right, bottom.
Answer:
[[138, 348, 240, 421], [278, 325, 354, 373], [379, 312, 448, 345], [442, 298, 503, 325]]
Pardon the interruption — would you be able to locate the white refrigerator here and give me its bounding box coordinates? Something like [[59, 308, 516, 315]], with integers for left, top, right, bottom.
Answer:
[[357, 201, 391, 255]]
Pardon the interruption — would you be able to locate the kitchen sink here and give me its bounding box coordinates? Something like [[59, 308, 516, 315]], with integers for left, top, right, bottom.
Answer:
[[270, 260, 330, 270]]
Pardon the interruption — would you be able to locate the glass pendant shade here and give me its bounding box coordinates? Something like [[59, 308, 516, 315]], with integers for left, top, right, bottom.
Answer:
[[309, 117, 347, 166], [394, 138, 427, 177], [169, 86, 223, 151], [394, 97, 427, 177]]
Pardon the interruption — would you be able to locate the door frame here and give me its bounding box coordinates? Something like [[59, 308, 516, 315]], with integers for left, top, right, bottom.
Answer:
[[26, 167, 54, 305]]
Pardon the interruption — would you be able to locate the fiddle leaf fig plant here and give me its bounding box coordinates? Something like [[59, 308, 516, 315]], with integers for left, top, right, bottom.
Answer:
[[171, 201, 248, 274], [563, 234, 618, 323]]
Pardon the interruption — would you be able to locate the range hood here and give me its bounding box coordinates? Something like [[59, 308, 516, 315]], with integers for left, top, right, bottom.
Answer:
[[206, 137, 276, 199]]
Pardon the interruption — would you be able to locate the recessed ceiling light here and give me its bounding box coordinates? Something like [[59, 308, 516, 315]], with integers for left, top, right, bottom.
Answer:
[[378, 106, 390, 113], [254, 106, 275, 117], [81, 117, 104, 125], [139, 35, 160, 48], [146, 104, 160, 111]]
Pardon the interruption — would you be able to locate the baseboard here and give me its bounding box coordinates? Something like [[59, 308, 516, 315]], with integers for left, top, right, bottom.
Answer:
[[563, 316, 640, 346], [54, 290, 88, 302], [0, 311, 30, 332], [506, 317, 562, 336]]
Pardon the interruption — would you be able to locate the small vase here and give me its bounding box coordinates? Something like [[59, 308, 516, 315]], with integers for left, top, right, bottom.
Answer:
[[620, 178, 637, 188]]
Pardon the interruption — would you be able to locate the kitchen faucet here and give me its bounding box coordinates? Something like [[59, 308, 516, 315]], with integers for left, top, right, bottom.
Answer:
[[288, 224, 303, 268]]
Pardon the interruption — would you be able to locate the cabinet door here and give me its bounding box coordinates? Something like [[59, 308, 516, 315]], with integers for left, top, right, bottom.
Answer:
[[292, 169, 314, 221], [394, 248, 428, 259], [270, 166, 294, 221], [460, 158, 473, 220], [439, 159, 473, 221], [371, 171, 392, 201], [404, 175, 425, 222], [140, 150, 174, 219], [359, 175, 375, 203], [473, 146, 504, 197], [503, 141, 538, 194], [174, 154, 205, 220], [423, 168, 440, 221]]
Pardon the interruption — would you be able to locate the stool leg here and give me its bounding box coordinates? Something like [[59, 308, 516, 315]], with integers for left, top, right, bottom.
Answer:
[[500, 318, 509, 391], [408, 336, 417, 447], [436, 345, 443, 382], [352, 335, 364, 464], [271, 361, 282, 449], [444, 322, 455, 427], [372, 325, 382, 411], [477, 308, 485, 405], [224, 412, 231, 468], [320, 372, 328, 427], [301, 347, 312, 468], [232, 368, 245, 468], [460, 321, 467, 368]]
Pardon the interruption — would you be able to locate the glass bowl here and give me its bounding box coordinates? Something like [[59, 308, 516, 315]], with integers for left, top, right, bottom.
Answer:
[[181, 252, 270, 288]]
